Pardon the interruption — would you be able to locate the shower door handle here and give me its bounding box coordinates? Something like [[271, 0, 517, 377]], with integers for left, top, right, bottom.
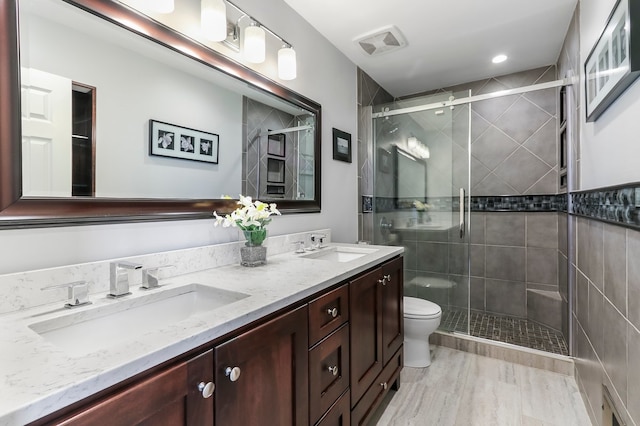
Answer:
[[459, 188, 465, 239]]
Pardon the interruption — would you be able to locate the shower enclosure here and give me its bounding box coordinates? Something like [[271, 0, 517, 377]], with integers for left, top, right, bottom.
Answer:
[[370, 76, 570, 356], [372, 90, 471, 336]]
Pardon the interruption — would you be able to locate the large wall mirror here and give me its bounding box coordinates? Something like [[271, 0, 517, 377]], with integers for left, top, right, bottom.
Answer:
[[0, 0, 321, 228]]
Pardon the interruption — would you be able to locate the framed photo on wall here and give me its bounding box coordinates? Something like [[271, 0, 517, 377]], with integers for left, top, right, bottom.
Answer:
[[585, 0, 640, 122], [149, 120, 219, 163], [332, 128, 352, 163]]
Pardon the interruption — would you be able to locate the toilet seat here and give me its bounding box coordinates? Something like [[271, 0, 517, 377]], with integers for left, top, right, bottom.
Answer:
[[404, 296, 441, 319]]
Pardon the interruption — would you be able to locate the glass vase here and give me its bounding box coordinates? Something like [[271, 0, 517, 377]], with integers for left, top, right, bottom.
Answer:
[[240, 229, 267, 267]]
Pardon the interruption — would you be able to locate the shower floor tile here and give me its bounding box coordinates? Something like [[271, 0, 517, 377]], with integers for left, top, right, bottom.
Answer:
[[440, 308, 569, 356]]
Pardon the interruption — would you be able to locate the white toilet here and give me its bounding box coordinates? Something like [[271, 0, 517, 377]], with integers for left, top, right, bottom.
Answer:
[[403, 296, 442, 368]]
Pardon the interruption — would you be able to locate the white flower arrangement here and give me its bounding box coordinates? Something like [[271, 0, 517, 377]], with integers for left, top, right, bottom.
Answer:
[[213, 195, 281, 246], [413, 200, 430, 211]]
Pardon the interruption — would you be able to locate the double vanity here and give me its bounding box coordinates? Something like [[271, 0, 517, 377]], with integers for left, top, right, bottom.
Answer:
[[0, 232, 403, 425]]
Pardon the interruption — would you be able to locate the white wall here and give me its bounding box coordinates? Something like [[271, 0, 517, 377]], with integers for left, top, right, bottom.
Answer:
[[580, 0, 640, 189], [0, 0, 358, 274], [25, 11, 242, 199]]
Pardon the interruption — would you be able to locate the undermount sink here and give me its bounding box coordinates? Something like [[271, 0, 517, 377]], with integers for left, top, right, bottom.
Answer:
[[28, 284, 249, 356], [300, 246, 378, 263]]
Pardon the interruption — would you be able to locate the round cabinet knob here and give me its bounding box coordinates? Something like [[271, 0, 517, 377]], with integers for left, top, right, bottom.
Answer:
[[384, 274, 392, 283], [197, 381, 215, 398], [327, 365, 338, 376], [380, 382, 388, 390], [378, 278, 386, 286], [225, 366, 241, 382], [327, 307, 338, 318]]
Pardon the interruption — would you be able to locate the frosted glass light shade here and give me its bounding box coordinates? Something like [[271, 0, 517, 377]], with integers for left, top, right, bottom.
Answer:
[[244, 24, 266, 63], [278, 46, 297, 80], [201, 0, 227, 42], [135, 0, 174, 13]]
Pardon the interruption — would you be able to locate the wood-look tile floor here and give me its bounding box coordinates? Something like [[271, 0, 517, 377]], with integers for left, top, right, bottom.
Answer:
[[373, 346, 591, 426]]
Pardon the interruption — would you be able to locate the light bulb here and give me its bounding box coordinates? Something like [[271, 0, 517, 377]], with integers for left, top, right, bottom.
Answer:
[[201, 0, 227, 42], [244, 23, 265, 63], [278, 46, 297, 80]]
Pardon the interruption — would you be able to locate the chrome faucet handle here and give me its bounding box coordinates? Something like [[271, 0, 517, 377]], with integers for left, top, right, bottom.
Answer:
[[109, 261, 142, 298], [310, 233, 327, 249], [42, 280, 92, 309], [293, 241, 306, 254], [141, 265, 175, 290]]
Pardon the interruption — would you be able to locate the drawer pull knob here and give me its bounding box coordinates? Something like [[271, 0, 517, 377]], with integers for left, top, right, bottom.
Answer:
[[327, 307, 338, 318], [379, 274, 392, 285], [225, 366, 241, 382], [380, 382, 388, 390], [197, 381, 215, 398], [327, 365, 338, 376]]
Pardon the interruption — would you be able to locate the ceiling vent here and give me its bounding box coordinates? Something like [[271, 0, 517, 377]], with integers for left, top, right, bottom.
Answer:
[[354, 25, 407, 56]]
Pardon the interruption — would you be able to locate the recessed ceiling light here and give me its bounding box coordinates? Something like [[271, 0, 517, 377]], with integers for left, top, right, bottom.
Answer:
[[492, 54, 508, 64]]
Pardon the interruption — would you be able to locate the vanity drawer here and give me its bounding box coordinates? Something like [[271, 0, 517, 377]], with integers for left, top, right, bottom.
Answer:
[[315, 389, 350, 426], [351, 347, 402, 426], [309, 323, 350, 425], [309, 283, 349, 346]]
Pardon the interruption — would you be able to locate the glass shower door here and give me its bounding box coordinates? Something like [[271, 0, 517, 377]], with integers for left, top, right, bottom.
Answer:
[[372, 91, 471, 335]]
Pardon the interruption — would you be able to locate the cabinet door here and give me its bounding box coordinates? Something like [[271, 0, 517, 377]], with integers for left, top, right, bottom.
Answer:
[[215, 305, 309, 426], [349, 267, 383, 408], [52, 350, 214, 426], [381, 256, 403, 365]]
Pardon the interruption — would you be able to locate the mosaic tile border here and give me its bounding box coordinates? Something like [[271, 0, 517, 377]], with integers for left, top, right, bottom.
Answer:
[[372, 194, 563, 213], [570, 183, 640, 229]]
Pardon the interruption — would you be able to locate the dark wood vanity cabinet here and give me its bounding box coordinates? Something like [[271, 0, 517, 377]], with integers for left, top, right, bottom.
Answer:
[[31, 256, 402, 426], [45, 349, 214, 426], [214, 304, 309, 426], [308, 283, 350, 425], [350, 257, 403, 425]]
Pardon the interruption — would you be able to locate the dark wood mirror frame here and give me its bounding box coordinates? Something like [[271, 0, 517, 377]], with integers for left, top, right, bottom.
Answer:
[[0, 0, 321, 229]]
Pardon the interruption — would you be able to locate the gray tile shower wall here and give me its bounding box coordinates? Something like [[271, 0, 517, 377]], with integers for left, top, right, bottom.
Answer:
[[470, 211, 560, 325], [357, 68, 393, 243], [242, 97, 298, 199], [572, 216, 640, 426]]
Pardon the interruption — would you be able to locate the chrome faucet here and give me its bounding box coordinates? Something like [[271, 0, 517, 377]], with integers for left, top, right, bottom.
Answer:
[[109, 261, 142, 298], [141, 265, 174, 290], [310, 233, 327, 249], [42, 280, 92, 309]]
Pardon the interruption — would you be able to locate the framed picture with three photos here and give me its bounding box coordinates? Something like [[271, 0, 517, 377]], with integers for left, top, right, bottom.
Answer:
[[585, 0, 640, 122]]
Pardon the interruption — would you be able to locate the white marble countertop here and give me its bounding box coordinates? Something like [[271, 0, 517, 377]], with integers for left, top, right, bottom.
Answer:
[[0, 243, 403, 425]]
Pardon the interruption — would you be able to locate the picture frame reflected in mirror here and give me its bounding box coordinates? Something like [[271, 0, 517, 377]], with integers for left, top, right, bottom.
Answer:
[[149, 119, 219, 164]]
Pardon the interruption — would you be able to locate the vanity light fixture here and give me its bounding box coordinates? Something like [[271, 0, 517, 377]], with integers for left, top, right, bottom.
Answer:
[[278, 44, 297, 80], [127, 0, 298, 79], [244, 21, 266, 63], [407, 136, 430, 159], [492, 54, 508, 64], [219, 0, 298, 79], [201, 0, 228, 42]]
